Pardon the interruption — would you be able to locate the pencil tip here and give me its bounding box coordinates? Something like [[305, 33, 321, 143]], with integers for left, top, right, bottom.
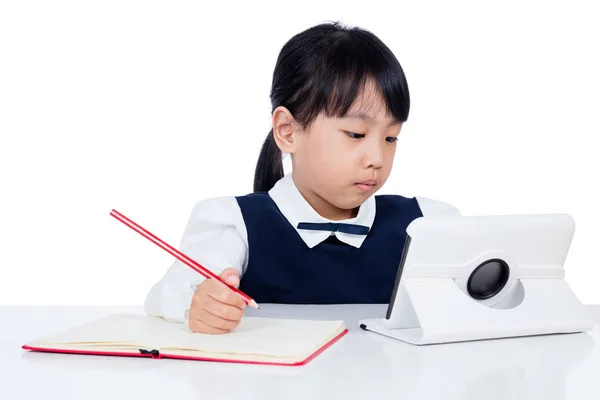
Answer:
[[249, 300, 259, 309]]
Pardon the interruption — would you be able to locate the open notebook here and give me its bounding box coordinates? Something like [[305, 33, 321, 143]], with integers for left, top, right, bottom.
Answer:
[[22, 314, 347, 366]]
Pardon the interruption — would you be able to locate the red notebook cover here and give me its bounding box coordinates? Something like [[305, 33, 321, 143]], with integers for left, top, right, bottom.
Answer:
[[22, 328, 348, 366]]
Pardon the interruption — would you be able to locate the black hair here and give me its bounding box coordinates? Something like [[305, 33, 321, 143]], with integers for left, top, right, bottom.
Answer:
[[253, 21, 410, 192]]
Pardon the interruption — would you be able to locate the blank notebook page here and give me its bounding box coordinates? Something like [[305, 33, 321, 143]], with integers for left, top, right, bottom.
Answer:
[[28, 314, 345, 358]]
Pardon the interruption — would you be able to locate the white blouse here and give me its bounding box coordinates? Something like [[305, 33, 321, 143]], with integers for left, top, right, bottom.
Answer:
[[143, 174, 461, 322]]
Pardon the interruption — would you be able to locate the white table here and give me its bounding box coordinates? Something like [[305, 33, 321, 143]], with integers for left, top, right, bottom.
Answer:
[[3, 304, 600, 400]]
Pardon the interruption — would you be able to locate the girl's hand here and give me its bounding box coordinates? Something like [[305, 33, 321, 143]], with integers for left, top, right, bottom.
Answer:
[[188, 268, 246, 334]]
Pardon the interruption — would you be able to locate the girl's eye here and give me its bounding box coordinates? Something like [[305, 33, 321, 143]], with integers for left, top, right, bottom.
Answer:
[[386, 137, 399, 143], [345, 131, 365, 139]]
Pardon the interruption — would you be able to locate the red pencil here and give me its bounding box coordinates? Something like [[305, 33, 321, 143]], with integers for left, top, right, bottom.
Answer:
[[109, 209, 259, 309]]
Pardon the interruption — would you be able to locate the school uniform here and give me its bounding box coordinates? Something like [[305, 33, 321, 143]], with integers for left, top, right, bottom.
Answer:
[[144, 174, 460, 322]]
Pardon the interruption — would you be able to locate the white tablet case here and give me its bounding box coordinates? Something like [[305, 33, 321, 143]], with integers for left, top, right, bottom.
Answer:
[[359, 214, 596, 345]]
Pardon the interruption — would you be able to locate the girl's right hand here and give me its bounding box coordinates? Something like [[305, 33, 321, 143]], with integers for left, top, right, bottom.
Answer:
[[188, 268, 246, 334]]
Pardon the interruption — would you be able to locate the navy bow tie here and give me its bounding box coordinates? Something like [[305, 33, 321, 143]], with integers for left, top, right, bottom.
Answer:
[[296, 222, 370, 235]]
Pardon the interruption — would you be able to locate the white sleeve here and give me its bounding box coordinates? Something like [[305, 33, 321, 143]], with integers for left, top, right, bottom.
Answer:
[[415, 196, 461, 217], [143, 196, 249, 323]]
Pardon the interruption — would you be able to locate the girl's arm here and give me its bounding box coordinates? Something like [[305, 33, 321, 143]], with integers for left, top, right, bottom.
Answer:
[[416, 196, 461, 217], [143, 196, 249, 323]]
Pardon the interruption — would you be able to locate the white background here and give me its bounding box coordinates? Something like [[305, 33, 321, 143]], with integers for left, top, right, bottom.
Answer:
[[1, 0, 598, 306]]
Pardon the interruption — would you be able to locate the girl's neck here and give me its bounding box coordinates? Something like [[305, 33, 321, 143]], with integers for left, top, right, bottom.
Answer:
[[292, 176, 358, 221]]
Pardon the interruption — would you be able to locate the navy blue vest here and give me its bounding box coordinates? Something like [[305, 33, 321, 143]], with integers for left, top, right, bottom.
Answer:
[[236, 193, 423, 304]]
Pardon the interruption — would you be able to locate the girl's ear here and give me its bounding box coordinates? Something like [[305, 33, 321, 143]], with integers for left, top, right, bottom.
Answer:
[[272, 106, 300, 154]]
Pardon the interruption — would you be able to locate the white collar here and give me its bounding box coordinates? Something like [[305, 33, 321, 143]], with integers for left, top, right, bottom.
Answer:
[[268, 173, 376, 249]]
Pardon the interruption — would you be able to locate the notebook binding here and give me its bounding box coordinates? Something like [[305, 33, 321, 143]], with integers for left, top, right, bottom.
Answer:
[[139, 349, 160, 358]]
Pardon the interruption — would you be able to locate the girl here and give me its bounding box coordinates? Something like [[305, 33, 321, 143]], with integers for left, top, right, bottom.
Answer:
[[144, 22, 460, 334]]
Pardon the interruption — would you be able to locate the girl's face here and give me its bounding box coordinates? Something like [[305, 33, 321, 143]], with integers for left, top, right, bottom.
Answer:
[[290, 82, 402, 220]]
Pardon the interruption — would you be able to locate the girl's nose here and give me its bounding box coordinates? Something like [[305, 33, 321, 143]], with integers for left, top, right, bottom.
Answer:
[[364, 138, 384, 169]]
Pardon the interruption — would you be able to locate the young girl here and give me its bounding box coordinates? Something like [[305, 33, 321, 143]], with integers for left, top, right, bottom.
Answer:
[[144, 22, 460, 334]]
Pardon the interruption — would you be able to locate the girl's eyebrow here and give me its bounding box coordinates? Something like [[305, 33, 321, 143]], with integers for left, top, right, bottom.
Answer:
[[345, 111, 401, 126]]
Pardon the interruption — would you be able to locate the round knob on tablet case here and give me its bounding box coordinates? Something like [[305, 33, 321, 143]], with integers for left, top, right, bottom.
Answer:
[[467, 259, 510, 300]]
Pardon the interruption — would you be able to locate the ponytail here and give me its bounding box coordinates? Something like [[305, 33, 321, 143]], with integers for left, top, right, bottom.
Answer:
[[253, 129, 283, 192]]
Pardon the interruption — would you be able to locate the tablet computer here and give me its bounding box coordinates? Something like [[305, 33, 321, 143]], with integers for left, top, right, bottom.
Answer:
[[360, 213, 594, 344]]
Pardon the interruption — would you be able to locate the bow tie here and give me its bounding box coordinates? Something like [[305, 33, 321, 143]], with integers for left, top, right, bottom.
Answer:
[[296, 222, 370, 235]]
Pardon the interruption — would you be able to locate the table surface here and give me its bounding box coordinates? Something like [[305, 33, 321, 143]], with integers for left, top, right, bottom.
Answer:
[[3, 304, 600, 400]]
